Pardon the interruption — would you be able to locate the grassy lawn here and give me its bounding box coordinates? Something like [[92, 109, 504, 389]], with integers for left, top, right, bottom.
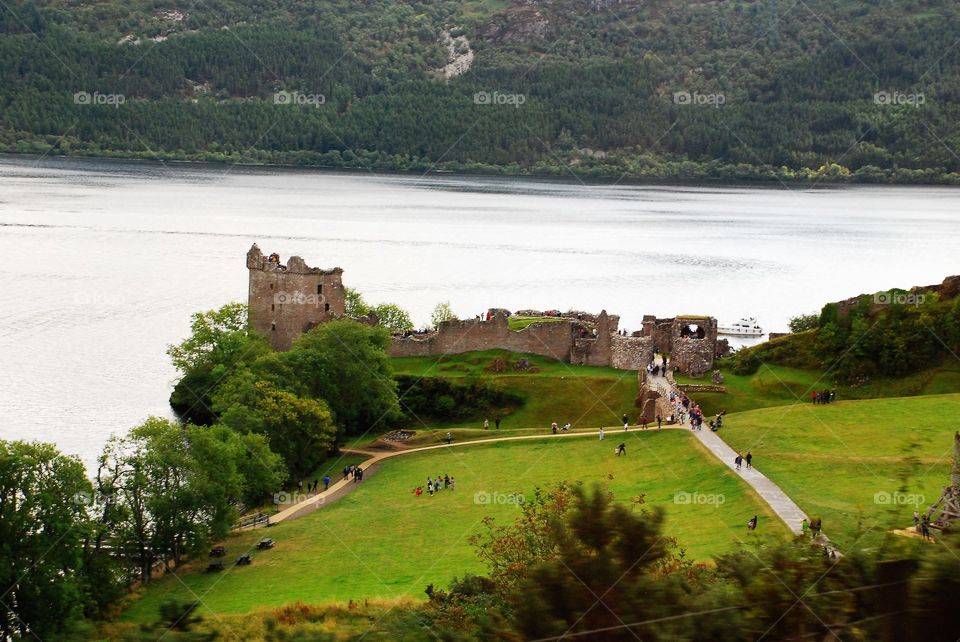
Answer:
[[120, 431, 787, 623], [389, 350, 640, 436], [719, 393, 960, 550], [507, 315, 569, 331], [675, 363, 826, 415]]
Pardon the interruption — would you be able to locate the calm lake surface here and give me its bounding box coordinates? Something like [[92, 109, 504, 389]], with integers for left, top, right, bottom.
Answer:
[[1, 154, 958, 468]]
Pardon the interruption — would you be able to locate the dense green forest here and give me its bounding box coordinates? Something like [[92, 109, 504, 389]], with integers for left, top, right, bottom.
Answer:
[[2, 0, 960, 182]]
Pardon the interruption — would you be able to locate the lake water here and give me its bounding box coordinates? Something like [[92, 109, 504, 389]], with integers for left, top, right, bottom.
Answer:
[[1, 154, 958, 468]]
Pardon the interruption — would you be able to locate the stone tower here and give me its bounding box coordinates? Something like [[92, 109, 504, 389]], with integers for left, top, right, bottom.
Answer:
[[246, 244, 346, 350]]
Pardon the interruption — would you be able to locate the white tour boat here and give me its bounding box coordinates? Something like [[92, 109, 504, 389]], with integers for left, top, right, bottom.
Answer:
[[717, 317, 764, 337]]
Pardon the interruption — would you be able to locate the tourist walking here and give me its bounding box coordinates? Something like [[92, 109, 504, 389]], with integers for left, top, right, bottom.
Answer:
[[656, 414, 662, 430], [745, 451, 753, 469], [810, 517, 822, 536], [599, 427, 605, 441], [735, 453, 743, 470], [445, 431, 453, 444], [622, 414, 629, 430], [323, 475, 330, 491], [484, 418, 489, 430], [616, 442, 626, 456], [495, 416, 501, 430], [551, 421, 558, 434], [747, 515, 758, 530]]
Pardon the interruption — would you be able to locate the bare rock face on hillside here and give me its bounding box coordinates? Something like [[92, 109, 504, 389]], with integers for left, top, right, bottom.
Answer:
[[935, 275, 960, 299], [481, 6, 552, 44]]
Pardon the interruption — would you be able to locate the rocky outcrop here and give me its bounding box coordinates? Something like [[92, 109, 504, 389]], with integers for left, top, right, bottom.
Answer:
[[481, 6, 551, 43], [435, 30, 474, 79]]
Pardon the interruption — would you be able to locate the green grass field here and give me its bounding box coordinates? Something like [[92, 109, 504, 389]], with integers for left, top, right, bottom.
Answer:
[[719, 393, 960, 550], [390, 350, 640, 434], [120, 431, 787, 623]]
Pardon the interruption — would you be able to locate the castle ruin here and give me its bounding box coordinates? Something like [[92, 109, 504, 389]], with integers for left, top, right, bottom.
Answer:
[[246, 245, 719, 375], [247, 244, 346, 350]]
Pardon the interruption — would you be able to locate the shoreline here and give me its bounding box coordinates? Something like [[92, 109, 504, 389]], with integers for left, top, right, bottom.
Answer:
[[4, 151, 959, 189]]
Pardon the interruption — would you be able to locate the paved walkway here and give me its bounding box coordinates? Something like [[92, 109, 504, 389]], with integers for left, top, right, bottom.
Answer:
[[651, 372, 823, 540]]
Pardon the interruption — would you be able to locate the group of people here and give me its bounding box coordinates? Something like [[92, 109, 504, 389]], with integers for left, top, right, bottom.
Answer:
[[812, 389, 837, 404], [551, 421, 574, 433], [734, 451, 753, 470], [414, 474, 456, 496], [343, 464, 364, 483], [646, 354, 669, 377], [483, 417, 502, 430], [298, 476, 332, 494]]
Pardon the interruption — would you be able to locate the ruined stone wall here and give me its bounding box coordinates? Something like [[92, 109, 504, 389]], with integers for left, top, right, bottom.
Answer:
[[641, 315, 674, 353], [390, 313, 577, 362], [247, 244, 346, 351], [245, 244, 720, 373], [390, 309, 718, 374], [677, 384, 727, 393], [668, 317, 718, 377], [610, 335, 654, 370]]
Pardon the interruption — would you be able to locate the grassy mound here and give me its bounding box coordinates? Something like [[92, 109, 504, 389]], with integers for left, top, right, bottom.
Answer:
[[391, 350, 640, 432], [119, 432, 787, 622], [674, 364, 824, 416]]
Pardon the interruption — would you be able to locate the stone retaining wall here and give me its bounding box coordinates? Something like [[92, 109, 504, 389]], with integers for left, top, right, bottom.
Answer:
[[677, 384, 727, 393]]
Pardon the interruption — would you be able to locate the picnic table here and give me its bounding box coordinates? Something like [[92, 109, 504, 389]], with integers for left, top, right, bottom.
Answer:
[[206, 561, 225, 572], [209, 545, 226, 557], [236, 554, 252, 566], [257, 538, 274, 550]]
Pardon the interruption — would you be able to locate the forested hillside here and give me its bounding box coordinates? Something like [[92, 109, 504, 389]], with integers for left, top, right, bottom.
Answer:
[[3, 0, 960, 182]]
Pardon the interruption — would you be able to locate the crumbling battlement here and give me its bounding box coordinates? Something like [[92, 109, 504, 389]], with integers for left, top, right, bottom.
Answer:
[[392, 311, 589, 363], [246, 245, 718, 373]]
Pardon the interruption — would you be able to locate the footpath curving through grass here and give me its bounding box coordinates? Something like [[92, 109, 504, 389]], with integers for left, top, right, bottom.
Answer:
[[120, 430, 787, 623], [718, 393, 960, 550]]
